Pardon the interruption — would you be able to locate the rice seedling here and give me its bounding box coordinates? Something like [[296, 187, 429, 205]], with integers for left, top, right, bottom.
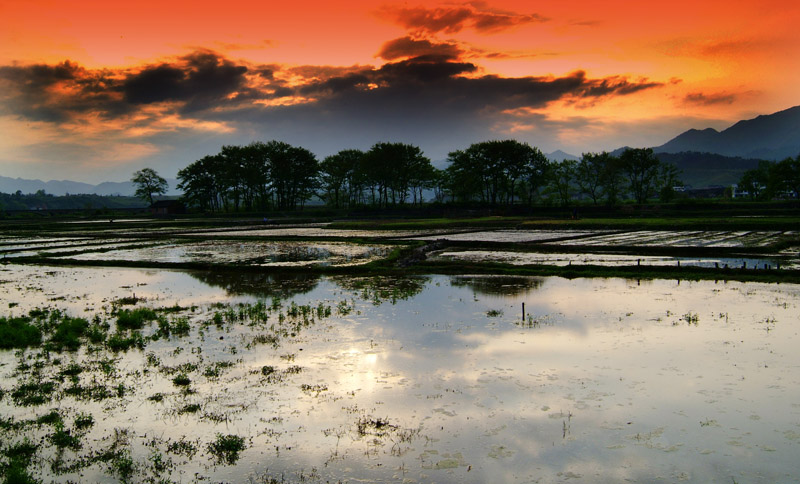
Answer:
[[172, 374, 191, 387], [207, 433, 247, 465], [116, 308, 157, 330], [0, 316, 42, 349]]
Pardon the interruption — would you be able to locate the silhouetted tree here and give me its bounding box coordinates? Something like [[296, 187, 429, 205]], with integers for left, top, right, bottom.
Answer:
[[547, 159, 578, 206], [319, 149, 364, 208], [657, 163, 682, 202], [132, 168, 168, 205], [576, 152, 612, 204], [620, 148, 660, 204], [444, 140, 547, 206], [362, 142, 433, 207], [737, 161, 771, 200]]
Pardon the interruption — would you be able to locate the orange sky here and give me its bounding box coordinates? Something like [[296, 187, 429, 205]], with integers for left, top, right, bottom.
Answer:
[[1, 0, 799, 182]]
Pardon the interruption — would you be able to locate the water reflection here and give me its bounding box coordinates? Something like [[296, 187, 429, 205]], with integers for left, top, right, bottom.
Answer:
[[450, 274, 544, 297], [1, 265, 799, 483], [189, 270, 320, 298], [330, 274, 428, 304]]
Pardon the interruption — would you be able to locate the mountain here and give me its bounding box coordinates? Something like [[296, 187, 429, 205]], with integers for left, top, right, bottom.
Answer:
[[0, 176, 180, 196], [654, 105, 800, 160], [546, 150, 579, 162], [654, 152, 761, 188]]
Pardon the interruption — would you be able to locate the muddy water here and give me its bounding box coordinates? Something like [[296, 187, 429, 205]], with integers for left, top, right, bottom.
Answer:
[[1, 265, 799, 483]]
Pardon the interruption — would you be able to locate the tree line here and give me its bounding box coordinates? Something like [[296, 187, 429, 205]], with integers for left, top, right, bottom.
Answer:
[[737, 156, 800, 200], [168, 140, 686, 212], [169, 139, 685, 211]]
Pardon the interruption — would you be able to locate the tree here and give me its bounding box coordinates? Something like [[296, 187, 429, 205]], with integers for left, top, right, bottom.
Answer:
[[319, 149, 363, 208], [132, 168, 168, 205], [443, 140, 547, 206], [620, 148, 660, 204], [576, 152, 614, 205], [362, 142, 433, 207], [769, 155, 800, 198], [657, 163, 682, 202], [547, 159, 578, 206], [737, 161, 771, 200]]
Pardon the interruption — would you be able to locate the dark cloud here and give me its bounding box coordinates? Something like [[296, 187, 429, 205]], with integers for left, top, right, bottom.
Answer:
[[203, 58, 665, 166], [1, 51, 662, 128], [0, 61, 130, 122], [0, 50, 253, 123], [381, 3, 547, 34], [378, 36, 464, 60], [122, 50, 248, 112], [294, 61, 661, 112], [0, 50, 665, 172], [683, 91, 736, 106]]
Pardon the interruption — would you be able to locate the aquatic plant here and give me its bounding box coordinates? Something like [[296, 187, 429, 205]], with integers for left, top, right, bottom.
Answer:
[[172, 374, 191, 387], [48, 317, 89, 351], [0, 316, 42, 349], [207, 433, 247, 465], [1, 439, 39, 484], [116, 308, 158, 330]]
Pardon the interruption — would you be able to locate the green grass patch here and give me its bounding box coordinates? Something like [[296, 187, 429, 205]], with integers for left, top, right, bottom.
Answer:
[[11, 380, 57, 406], [106, 332, 145, 352], [116, 307, 158, 330], [0, 316, 42, 349], [207, 433, 247, 465], [47, 317, 89, 351]]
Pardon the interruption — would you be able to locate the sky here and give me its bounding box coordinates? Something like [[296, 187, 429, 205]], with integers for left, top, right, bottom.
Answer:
[[1, 0, 799, 183]]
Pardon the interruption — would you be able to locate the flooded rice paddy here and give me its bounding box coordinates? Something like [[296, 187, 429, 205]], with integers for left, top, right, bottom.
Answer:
[[4, 226, 798, 270], [430, 250, 783, 270], [1, 264, 799, 483]]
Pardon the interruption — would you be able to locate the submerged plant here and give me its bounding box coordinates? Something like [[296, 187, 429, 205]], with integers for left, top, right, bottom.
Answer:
[[683, 312, 699, 324]]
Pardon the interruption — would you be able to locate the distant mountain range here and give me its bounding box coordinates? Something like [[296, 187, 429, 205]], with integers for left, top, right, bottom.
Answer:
[[0, 176, 180, 197], [653, 105, 800, 160], [545, 150, 580, 162]]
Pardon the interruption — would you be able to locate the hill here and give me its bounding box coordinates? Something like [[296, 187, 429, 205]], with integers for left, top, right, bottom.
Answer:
[[654, 105, 800, 160], [654, 152, 761, 188], [0, 176, 181, 196]]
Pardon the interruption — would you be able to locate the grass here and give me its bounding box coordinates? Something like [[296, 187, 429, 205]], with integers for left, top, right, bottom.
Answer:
[[106, 332, 145, 352], [116, 308, 158, 330], [207, 434, 247, 465], [1, 439, 39, 484], [0, 317, 42, 349], [11, 380, 57, 406], [48, 317, 89, 351], [172, 374, 191, 386]]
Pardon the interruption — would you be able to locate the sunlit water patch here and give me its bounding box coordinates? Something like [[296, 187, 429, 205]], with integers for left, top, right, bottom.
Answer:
[[410, 229, 606, 243], [554, 230, 797, 248], [431, 249, 784, 269], [187, 227, 455, 239], [0, 266, 799, 483], [55, 240, 394, 266]]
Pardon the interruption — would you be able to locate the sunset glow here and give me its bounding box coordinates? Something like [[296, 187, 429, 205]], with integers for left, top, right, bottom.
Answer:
[[1, 0, 799, 182]]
